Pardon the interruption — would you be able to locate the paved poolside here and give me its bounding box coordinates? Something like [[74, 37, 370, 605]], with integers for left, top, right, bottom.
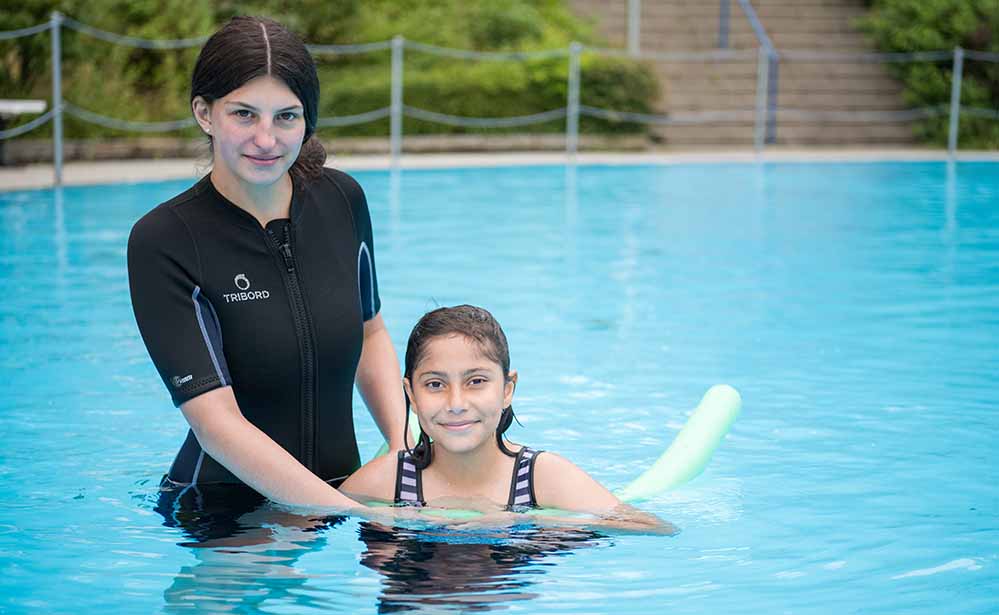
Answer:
[[1, 149, 998, 192]]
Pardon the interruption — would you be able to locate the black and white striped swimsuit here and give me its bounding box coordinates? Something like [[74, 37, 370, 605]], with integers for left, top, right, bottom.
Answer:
[[394, 447, 543, 511]]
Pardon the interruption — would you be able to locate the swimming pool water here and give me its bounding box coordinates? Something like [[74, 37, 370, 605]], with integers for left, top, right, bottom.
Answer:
[[1, 161, 997, 613]]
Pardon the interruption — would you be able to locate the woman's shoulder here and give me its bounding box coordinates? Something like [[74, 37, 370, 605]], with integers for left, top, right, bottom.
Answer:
[[130, 176, 211, 241], [313, 167, 367, 207]]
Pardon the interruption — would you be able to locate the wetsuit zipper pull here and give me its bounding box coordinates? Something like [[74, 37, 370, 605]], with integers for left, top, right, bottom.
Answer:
[[279, 226, 295, 273], [279, 242, 294, 272]]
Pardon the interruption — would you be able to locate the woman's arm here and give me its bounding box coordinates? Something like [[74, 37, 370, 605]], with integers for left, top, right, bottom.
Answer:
[[181, 387, 362, 509], [355, 313, 407, 450]]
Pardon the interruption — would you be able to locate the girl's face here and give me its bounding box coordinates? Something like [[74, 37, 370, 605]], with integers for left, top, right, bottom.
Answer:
[[193, 75, 306, 189], [404, 334, 516, 456]]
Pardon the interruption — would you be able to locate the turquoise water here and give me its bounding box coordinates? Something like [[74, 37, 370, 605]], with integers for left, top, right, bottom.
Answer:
[[1, 161, 997, 613]]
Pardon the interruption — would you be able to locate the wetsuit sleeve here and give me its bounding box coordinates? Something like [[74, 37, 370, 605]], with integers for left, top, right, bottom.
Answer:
[[127, 207, 231, 407], [328, 168, 382, 321]]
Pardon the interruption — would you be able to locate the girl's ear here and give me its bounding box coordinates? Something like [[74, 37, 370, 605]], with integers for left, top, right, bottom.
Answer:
[[504, 370, 518, 408], [192, 96, 213, 135], [402, 377, 416, 410]]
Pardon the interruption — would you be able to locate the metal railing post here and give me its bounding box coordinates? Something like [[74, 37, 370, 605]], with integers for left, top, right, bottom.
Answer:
[[754, 46, 769, 152], [766, 50, 778, 144], [737, 0, 778, 143], [51, 11, 63, 186], [390, 35, 404, 167], [628, 0, 641, 56], [566, 42, 582, 157], [719, 0, 731, 49], [947, 46, 964, 156]]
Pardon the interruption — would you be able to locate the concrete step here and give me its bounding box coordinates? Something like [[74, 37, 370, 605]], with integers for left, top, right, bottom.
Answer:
[[651, 78, 905, 99], [778, 62, 912, 79], [647, 62, 905, 83], [752, 0, 868, 8], [656, 122, 918, 146], [747, 16, 871, 34], [766, 33, 876, 49], [661, 92, 910, 111], [655, 124, 756, 145], [568, 0, 918, 146], [773, 95, 910, 110]]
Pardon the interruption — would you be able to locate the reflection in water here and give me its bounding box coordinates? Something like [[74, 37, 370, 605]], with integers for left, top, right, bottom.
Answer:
[[359, 522, 607, 613], [53, 188, 68, 279], [152, 482, 609, 613], [944, 159, 958, 240], [154, 482, 346, 613]]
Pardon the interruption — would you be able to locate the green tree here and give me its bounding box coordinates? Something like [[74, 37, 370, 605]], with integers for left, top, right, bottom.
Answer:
[[0, 1, 659, 141], [860, 0, 999, 148]]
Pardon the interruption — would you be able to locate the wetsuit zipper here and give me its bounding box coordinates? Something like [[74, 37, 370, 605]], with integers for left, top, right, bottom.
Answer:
[[267, 224, 317, 472]]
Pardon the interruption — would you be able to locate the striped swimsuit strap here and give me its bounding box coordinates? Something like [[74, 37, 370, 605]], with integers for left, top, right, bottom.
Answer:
[[394, 446, 543, 509], [506, 446, 542, 510], [394, 450, 424, 506]]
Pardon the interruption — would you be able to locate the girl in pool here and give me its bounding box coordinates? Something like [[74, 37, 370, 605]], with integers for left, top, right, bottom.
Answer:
[[341, 305, 668, 528]]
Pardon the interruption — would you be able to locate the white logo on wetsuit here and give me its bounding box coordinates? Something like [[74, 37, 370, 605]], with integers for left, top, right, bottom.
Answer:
[[224, 273, 271, 303], [171, 374, 193, 388]]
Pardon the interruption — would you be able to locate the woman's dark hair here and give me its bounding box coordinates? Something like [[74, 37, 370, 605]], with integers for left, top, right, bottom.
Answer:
[[191, 16, 325, 180], [404, 305, 517, 469]]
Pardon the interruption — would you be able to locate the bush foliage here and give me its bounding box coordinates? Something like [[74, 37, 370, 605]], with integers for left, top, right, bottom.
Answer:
[[860, 0, 999, 148], [0, 0, 659, 139]]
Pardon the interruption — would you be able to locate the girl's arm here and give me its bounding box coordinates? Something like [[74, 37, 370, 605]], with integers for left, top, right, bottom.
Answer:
[[181, 387, 362, 509], [533, 453, 674, 533], [355, 314, 408, 450], [533, 452, 620, 512]]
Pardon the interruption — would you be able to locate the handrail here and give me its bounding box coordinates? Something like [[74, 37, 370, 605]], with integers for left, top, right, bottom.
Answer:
[[736, 0, 775, 54], [0, 21, 52, 40], [964, 49, 999, 62], [736, 0, 778, 143], [718, 0, 731, 49], [61, 15, 209, 49]]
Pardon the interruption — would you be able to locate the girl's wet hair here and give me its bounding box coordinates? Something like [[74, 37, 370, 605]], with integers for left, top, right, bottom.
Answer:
[[404, 305, 517, 468], [190, 16, 325, 180]]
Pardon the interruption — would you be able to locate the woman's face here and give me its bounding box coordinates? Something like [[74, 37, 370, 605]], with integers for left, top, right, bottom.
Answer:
[[404, 334, 516, 456], [194, 75, 306, 189]]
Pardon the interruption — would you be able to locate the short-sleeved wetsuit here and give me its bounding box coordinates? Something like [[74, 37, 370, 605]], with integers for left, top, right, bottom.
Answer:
[[128, 167, 380, 487]]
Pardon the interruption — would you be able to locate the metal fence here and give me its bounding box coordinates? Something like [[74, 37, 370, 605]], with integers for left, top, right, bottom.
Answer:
[[1, 11, 997, 187]]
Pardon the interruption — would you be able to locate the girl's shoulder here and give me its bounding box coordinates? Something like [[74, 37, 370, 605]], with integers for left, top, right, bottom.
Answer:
[[339, 451, 398, 503], [531, 451, 621, 513]]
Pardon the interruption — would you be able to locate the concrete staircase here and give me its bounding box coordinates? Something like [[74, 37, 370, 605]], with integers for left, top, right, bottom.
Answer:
[[568, 0, 917, 147]]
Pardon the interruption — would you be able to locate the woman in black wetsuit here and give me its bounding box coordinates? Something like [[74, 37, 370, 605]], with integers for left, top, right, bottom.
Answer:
[[128, 16, 405, 510]]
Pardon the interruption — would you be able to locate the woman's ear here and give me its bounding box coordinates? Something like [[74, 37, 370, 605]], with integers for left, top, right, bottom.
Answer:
[[504, 370, 517, 408], [191, 96, 213, 135]]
